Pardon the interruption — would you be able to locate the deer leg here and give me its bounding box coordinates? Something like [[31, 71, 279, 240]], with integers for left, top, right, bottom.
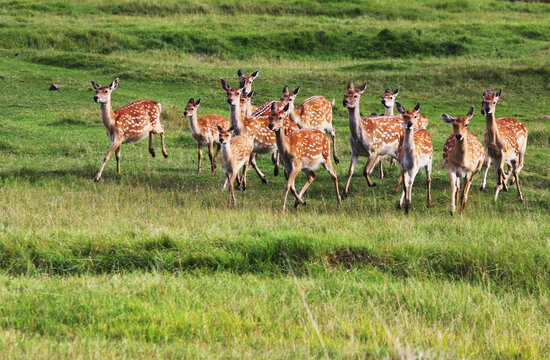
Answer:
[[226, 172, 234, 207], [282, 168, 300, 213], [459, 175, 474, 215], [404, 167, 419, 214], [197, 143, 203, 174], [377, 155, 384, 179], [479, 155, 491, 191], [241, 161, 250, 191], [513, 165, 523, 202], [159, 132, 168, 158], [449, 172, 457, 215], [94, 140, 121, 182], [148, 133, 155, 158], [324, 159, 342, 206], [397, 171, 407, 210], [272, 152, 279, 176], [425, 163, 432, 207], [213, 143, 220, 169], [207, 141, 215, 173], [342, 152, 358, 200], [294, 170, 315, 208], [328, 126, 339, 164], [494, 156, 506, 201], [393, 169, 403, 193], [230, 172, 238, 204], [249, 153, 267, 184], [115, 146, 121, 175], [363, 152, 378, 187]]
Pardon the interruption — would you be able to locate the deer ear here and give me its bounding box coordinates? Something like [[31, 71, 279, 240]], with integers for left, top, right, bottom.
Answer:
[[251, 69, 260, 79], [283, 103, 290, 112], [196, 98, 201, 107], [239, 80, 245, 89], [496, 88, 502, 98], [466, 106, 474, 118], [217, 125, 223, 132], [414, 102, 420, 111], [229, 126, 234, 132], [393, 88, 399, 96], [90, 80, 100, 90], [440, 113, 455, 124], [395, 102, 405, 114], [220, 78, 229, 91], [237, 69, 244, 77], [271, 102, 277, 111], [248, 90, 254, 98], [484, 89, 492, 98], [347, 82, 355, 91], [283, 85, 289, 94], [110, 78, 119, 90], [293, 86, 300, 96], [188, 97, 195, 104], [385, 88, 392, 94], [359, 82, 367, 94]]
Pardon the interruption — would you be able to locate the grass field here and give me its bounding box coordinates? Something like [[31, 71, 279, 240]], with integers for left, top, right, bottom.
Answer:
[[1, 0, 550, 358]]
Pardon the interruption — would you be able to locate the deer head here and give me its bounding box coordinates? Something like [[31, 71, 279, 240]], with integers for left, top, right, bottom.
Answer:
[[237, 69, 260, 93], [396, 102, 421, 130], [91, 77, 118, 104], [220, 78, 245, 107], [381, 87, 399, 109], [480, 89, 502, 115], [440, 106, 474, 142], [342, 82, 367, 108]]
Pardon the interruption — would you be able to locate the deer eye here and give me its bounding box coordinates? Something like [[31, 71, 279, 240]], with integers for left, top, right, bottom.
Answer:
[[353, 95, 357, 98], [104, 90, 108, 93], [465, 124, 468, 127]]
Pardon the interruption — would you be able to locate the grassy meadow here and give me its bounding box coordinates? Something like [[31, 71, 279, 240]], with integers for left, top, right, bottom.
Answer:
[[1, 0, 550, 358]]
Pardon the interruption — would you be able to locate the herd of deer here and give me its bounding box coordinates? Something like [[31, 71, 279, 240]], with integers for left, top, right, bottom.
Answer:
[[90, 70, 528, 215]]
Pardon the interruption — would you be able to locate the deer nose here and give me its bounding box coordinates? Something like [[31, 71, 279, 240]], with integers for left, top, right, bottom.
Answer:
[[94, 96, 98, 102], [342, 100, 348, 106], [268, 124, 274, 130], [481, 109, 486, 115], [455, 134, 463, 141], [227, 99, 232, 105], [407, 122, 413, 128]]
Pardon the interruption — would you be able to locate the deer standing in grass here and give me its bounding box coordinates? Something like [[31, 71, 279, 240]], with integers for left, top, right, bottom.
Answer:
[[220, 79, 298, 182], [90, 77, 167, 182], [375, 88, 400, 179], [479, 89, 527, 201], [217, 125, 253, 206], [184, 98, 230, 174], [395, 102, 433, 214], [341, 82, 404, 199], [280, 85, 340, 164], [441, 107, 485, 215], [268, 103, 341, 213]]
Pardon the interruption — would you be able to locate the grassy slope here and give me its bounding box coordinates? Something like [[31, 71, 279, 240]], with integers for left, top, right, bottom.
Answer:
[[0, 0, 549, 358]]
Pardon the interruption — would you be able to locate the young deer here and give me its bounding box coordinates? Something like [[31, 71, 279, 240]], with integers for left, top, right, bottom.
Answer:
[[280, 85, 339, 164], [441, 107, 485, 215], [268, 103, 341, 213], [395, 102, 433, 214], [184, 98, 230, 174], [375, 87, 400, 179], [237, 69, 260, 94], [217, 125, 253, 206], [479, 89, 527, 201], [341, 82, 404, 199], [220, 79, 298, 182], [90, 78, 167, 181], [239, 90, 257, 118]]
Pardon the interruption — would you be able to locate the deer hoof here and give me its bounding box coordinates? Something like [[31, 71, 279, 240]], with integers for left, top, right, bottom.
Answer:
[[261, 178, 267, 184], [479, 185, 485, 191], [149, 149, 156, 158], [274, 167, 279, 176], [163, 153, 168, 159], [368, 182, 377, 188], [341, 191, 348, 200], [334, 156, 340, 165], [450, 211, 454, 216]]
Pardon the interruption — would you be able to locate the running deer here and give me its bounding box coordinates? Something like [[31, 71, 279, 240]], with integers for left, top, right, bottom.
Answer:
[[218, 125, 253, 206], [479, 89, 527, 201], [441, 107, 485, 215], [237, 69, 260, 94], [341, 82, 404, 199], [184, 98, 230, 174], [220, 79, 299, 182], [268, 103, 341, 213], [395, 102, 433, 214], [90, 78, 167, 182], [280, 85, 340, 164]]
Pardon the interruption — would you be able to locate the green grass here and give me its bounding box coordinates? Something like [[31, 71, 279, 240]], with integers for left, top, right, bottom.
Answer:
[[0, 0, 550, 358]]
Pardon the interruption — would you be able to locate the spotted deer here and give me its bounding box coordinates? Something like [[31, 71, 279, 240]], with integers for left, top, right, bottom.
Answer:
[[217, 125, 254, 206], [479, 89, 527, 202], [237, 69, 260, 94], [395, 102, 433, 214], [341, 82, 405, 199], [184, 98, 230, 174], [90, 78, 167, 181], [220, 79, 299, 182], [268, 103, 341, 213], [280, 86, 339, 164], [239, 90, 257, 118], [441, 107, 485, 215], [374, 87, 400, 179]]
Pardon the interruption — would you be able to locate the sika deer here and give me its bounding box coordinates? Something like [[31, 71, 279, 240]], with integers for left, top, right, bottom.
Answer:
[[90, 78, 167, 181], [479, 89, 527, 202], [217, 125, 253, 206], [237, 69, 260, 94], [395, 102, 433, 214], [280, 85, 339, 164], [184, 98, 230, 174], [268, 103, 341, 213], [441, 106, 485, 215]]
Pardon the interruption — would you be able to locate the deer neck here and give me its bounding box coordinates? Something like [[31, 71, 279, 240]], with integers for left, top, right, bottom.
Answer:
[[274, 125, 291, 157], [485, 112, 500, 142], [384, 106, 393, 117], [348, 106, 365, 142], [100, 99, 115, 130], [288, 109, 303, 128], [452, 136, 469, 165], [221, 140, 233, 165], [229, 103, 245, 135], [188, 113, 200, 135], [402, 127, 416, 159]]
